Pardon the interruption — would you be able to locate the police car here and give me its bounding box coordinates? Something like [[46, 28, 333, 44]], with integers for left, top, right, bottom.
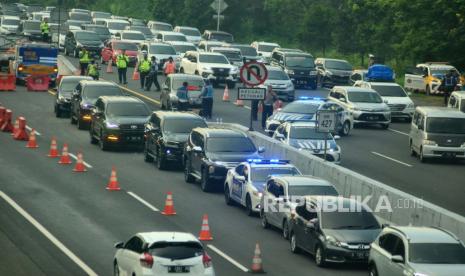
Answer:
[[272, 121, 342, 163], [264, 98, 353, 136], [224, 159, 301, 216]]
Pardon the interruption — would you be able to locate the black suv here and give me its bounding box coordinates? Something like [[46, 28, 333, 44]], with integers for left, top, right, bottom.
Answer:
[[63, 30, 104, 58], [289, 196, 381, 267], [144, 111, 207, 170], [70, 80, 124, 129], [201, 30, 234, 43], [89, 96, 150, 151], [81, 24, 111, 42], [183, 128, 264, 192], [55, 76, 92, 118], [271, 50, 318, 89]]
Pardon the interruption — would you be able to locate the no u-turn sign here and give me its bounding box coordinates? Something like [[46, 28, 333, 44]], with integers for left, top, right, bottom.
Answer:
[[239, 62, 268, 86]]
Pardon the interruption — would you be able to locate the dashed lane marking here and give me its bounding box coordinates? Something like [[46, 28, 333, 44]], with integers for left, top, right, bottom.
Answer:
[[372, 151, 413, 167], [48, 89, 56, 95], [68, 153, 93, 168], [207, 244, 249, 273], [25, 126, 41, 136], [388, 128, 409, 136], [127, 191, 160, 212], [0, 191, 98, 276]]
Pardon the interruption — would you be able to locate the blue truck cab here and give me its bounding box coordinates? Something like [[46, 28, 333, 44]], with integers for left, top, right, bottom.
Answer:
[[14, 43, 58, 84]]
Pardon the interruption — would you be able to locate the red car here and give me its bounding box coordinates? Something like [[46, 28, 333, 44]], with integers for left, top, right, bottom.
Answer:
[[100, 39, 139, 67]]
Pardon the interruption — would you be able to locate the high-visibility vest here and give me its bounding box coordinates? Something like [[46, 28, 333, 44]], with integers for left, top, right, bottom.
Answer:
[[139, 59, 151, 73], [164, 61, 175, 75], [40, 22, 49, 34], [79, 51, 91, 63], [87, 64, 98, 76], [116, 54, 129, 69]]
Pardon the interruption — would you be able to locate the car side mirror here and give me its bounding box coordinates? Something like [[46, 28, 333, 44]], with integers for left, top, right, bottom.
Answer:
[[258, 146, 265, 153], [114, 241, 124, 249], [333, 135, 340, 140], [192, 146, 202, 152], [391, 255, 404, 263]]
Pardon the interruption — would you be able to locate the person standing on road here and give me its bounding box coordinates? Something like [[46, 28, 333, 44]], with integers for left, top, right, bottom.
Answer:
[[176, 81, 189, 110], [78, 47, 91, 76], [116, 50, 129, 84], [201, 79, 214, 119], [145, 56, 161, 91], [87, 60, 99, 80], [163, 56, 176, 76], [261, 85, 277, 129], [40, 18, 50, 42], [443, 69, 459, 106], [138, 53, 151, 89]]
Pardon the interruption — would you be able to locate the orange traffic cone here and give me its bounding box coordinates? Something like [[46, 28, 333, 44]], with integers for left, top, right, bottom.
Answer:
[[73, 152, 87, 172], [235, 98, 244, 106], [106, 60, 113, 73], [11, 118, 19, 136], [250, 243, 265, 274], [58, 144, 72, 164], [26, 129, 39, 148], [161, 192, 176, 215], [198, 214, 213, 241], [106, 166, 121, 190], [132, 69, 140, 81], [222, 86, 230, 101], [47, 137, 60, 157]]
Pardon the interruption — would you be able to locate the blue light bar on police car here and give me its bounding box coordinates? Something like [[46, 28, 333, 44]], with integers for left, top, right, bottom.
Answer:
[[247, 159, 290, 164], [298, 96, 327, 101]]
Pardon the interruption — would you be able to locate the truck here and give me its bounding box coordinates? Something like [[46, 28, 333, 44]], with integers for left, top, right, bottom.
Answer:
[[404, 62, 461, 95], [13, 42, 58, 85]]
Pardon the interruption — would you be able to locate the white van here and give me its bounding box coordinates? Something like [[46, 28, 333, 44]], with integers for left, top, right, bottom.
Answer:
[[448, 91, 465, 113]]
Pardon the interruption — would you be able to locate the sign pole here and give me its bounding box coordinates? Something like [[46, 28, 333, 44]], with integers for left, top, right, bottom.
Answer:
[[248, 84, 254, 131], [216, 1, 221, 31], [324, 132, 328, 162]]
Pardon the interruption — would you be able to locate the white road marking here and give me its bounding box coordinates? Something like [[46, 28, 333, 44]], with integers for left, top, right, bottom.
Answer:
[[25, 126, 41, 136], [371, 152, 412, 167], [68, 153, 93, 168], [388, 128, 409, 136], [0, 191, 98, 276], [243, 105, 251, 110], [207, 244, 249, 273], [127, 191, 159, 212]]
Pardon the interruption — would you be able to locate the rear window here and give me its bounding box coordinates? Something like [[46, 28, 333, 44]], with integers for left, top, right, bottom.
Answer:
[[2, 19, 20, 25], [149, 242, 203, 260], [114, 42, 138, 51]]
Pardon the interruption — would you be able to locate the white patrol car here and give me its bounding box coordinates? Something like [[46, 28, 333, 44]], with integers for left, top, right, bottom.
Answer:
[[224, 159, 301, 216], [404, 62, 462, 95]]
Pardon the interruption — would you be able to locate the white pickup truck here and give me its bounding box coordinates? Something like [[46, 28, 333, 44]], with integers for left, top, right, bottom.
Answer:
[[404, 63, 461, 95]]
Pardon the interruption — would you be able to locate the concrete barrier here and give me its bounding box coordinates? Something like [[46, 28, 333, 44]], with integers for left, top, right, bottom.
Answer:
[[211, 123, 465, 242], [57, 55, 79, 76]]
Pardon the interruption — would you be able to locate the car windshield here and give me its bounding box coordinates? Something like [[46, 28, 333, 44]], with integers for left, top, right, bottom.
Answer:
[[114, 42, 138, 51], [258, 44, 278, 52], [3, 19, 20, 25], [67, 21, 82, 28], [154, 23, 172, 31], [163, 119, 207, 134], [348, 91, 383, 103], [173, 44, 197, 54], [325, 60, 352, 71], [281, 102, 319, 114], [76, 32, 100, 41], [199, 54, 229, 64], [290, 126, 330, 139], [122, 32, 145, 40], [426, 117, 465, 134], [180, 28, 200, 36], [164, 35, 187, 42], [288, 185, 339, 196], [321, 208, 380, 229], [207, 137, 256, 152], [131, 27, 151, 36], [251, 167, 300, 182], [149, 45, 176, 55], [409, 243, 465, 264], [70, 13, 91, 21], [86, 26, 110, 35], [235, 46, 258, 56], [285, 56, 315, 68], [217, 51, 241, 60], [149, 242, 203, 260], [24, 21, 40, 30], [108, 22, 129, 30], [172, 79, 204, 90], [211, 33, 233, 43], [59, 80, 81, 93], [83, 85, 122, 99], [106, 102, 150, 117], [370, 85, 407, 97], [268, 70, 289, 80], [93, 12, 111, 19]]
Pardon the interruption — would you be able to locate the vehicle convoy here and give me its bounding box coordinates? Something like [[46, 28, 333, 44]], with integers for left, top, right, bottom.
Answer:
[[90, 96, 151, 150], [315, 58, 353, 87], [114, 232, 215, 276], [257, 66, 295, 101], [404, 62, 462, 95], [448, 91, 465, 112], [329, 86, 391, 129], [64, 30, 104, 58], [409, 106, 465, 162], [224, 159, 302, 216], [289, 196, 381, 267], [144, 111, 207, 169], [272, 121, 342, 163], [54, 76, 92, 118], [70, 80, 124, 130], [270, 49, 318, 89], [260, 176, 339, 239], [369, 226, 465, 276], [183, 128, 264, 192], [13, 43, 58, 84], [100, 39, 138, 66], [160, 74, 205, 110]]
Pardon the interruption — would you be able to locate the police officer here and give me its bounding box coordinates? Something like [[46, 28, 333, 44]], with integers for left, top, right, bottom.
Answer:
[[261, 85, 277, 129], [443, 69, 459, 106], [40, 18, 50, 42], [116, 50, 129, 84], [145, 56, 161, 91], [79, 48, 91, 76], [201, 79, 214, 119], [163, 56, 176, 76], [138, 53, 151, 89], [87, 60, 99, 80], [176, 81, 189, 110]]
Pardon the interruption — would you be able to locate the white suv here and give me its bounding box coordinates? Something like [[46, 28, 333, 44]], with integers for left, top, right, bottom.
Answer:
[[251, 41, 280, 63], [180, 51, 238, 88]]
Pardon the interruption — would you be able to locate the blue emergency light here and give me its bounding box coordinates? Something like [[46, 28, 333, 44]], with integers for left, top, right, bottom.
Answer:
[[298, 96, 327, 101], [247, 159, 290, 164]]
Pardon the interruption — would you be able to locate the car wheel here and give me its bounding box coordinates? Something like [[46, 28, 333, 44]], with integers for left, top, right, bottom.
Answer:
[[290, 233, 300, 253], [315, 245, 327, 267], [55, 106, 62, 118], [245, 195, 253, 216], [410, 141, 416, 156], [113, 262, 120, 276], [224, 184, 233, 205], [260, 209, 269, 229], [369, 264, 378, 276], [99, 132, 109, 151], [144, 143, 154, 162], [77, 118, 85, 130], [156, 149, 166, 170], [419, 147, 427, 163], [339, 121, 350, 136], [200, 168, 212, 192], [89, 127, 98, 144], [70, 112, 77, 124], [381, 123, 389, 129], [282, 220, 290, 240], [184, 160, 195, 183]]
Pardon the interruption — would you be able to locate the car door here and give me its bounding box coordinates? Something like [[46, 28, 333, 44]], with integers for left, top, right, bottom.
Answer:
[[92, 99, 105, 135], [190, 54, 199, 74], [388, 236, 407, 276], [162, 77, 171, 106], [272, 180, 286, 227], [413, 113, 425, 151], [146, 113, 160, 154], [231, 164, 246, 203], [186, 131, 203, 176], [263, 179, 279, 227], [293, 204, 310, 251], [119, 236, 144, 275], [71, 82, 82, 118], [192, 133, 205, 174]]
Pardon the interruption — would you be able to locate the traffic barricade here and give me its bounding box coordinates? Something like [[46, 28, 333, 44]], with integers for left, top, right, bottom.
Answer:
[[0, 74, 16, 91], [0, 109, 14, 132], [0, 106, 6, 126], [13, 116, 29, 140], [26, 75, 51, 92]]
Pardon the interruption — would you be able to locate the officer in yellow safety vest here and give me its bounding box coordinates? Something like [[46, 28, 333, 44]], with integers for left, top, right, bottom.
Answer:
[[138, 53, 151, 89], [79, 48, 92, 76], [40, 18, 50, 42], [87, 60, 99, 80], [116, 50, 129, 84]]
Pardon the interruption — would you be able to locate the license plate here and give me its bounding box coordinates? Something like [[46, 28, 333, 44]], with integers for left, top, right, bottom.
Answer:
[[353, 252, 368, 259], [297, 80, 307, 85], [367, 116, 378, 120], [168, 266, 190, 273]]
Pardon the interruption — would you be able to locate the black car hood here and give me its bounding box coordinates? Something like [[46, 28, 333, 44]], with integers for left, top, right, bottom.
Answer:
[[323, 229, 381, 244], [206, 152, 262, 163], [108, 116, 149, 125], [164, 133, 189, 143]]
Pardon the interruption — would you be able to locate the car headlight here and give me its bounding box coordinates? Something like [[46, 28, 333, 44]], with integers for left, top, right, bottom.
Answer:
[[202, 66, 212, 72], [285, 69, 294, 75], [106, 122, 119, 129], [252, 190, 262, 197], [407, 103, 415, 108], [423, 139, 437, 146], [326, 236, 343, 247], [230, 66, 238, 74]]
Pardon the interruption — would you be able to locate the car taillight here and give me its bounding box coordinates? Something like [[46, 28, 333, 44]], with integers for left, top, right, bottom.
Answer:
[[18, 64, 24, 71], [139, 252, 154, 268], [202, 251, 212, 268]]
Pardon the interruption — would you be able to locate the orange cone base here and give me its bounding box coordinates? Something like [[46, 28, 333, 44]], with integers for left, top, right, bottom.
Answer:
[[198, 235, 213, 241], [161, 210, 177, 216], [250, 268, 266, 274], [48, 152, 60, 158], [26, 142, 38, 148], [73, 165, 87, 172], [58, 158, 72, 164], [106, 186, 121, 191]]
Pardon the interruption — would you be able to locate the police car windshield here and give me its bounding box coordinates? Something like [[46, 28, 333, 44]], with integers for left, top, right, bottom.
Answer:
[[83, 86, 122, 99], [3, 19, 20, 25], [281, 102, 319, 114], [290, 126, 329, 139], [348, 91, 383, 103], [233, 46, 258, 56], [370, 85, 406, 97], [75, 32, 100, 41], [285, 56, 315, 68], [164, 35, 187, 42], [150, 45, 176, 55], [163, 119, 207, 134], [179, 28, 200, 36], [258, 44, 278, 52], [426, 117, 465, 134], [409, 243, 465, 264], [289, 185, 338, 196], [199, 54, 229, 64], [207, 137, 256, 152], [325, 60, 352, 71], [268, 70, 289, 80], [108, 22, 129, 30], [173, 45, 197, 54], [122, 32, 145, 40], [251, 167, 299, 182], [321, 209, 379, 229], [24, 21, 41, 30], [114, 42, 138, 51], [106, 103, 150, 117], [154, 23, 172, 31]]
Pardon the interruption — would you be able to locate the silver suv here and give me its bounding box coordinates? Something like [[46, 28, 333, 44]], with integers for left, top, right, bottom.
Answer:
[[369, 226, 465, 276]]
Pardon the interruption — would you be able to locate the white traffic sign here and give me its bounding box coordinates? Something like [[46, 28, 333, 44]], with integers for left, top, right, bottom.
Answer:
[[239, 62, 268, 86], [237, 88, 266, 101], [211, 0, 228, 13], [316, 110, 337, 133]]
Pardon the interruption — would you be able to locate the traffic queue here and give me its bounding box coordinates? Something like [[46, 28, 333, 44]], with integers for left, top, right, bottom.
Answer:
[[1, 3, 465, 276]]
